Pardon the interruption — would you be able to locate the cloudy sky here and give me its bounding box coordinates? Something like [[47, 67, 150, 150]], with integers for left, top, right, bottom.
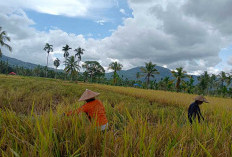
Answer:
[[0, 0, 232, 74]]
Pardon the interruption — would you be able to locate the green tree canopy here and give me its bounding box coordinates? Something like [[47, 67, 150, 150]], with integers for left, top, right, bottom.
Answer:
[[74, 47, 85, 62], [171, 67, 187, 92], [54, 58, 60, 69], [0, 26, 12, 58], [43, 43, 53, 77], [82, 61, 105, 82], [198, 71, 210, 94], [62, 44, 72, 67], [140, 61, 160, 87], [53, 58, 60, 79], [136, 72, 141, 81], [64, 56, 80, 81], [108, 61, 123, 85]]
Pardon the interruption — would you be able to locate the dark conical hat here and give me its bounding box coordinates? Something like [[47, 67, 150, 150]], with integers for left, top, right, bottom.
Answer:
[[194, 95, 209, 103], [78, 89, 100, 101]]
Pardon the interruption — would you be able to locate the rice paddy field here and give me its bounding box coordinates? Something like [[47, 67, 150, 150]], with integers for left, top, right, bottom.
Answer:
[[0, 74, 232, 157]]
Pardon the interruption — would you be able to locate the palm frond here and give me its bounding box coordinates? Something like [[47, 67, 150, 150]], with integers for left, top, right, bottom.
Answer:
[[5, 36, 10, 42], [2, 43, 12, 52], [0, 31, 7, 36], [140, 67, 147, 73]]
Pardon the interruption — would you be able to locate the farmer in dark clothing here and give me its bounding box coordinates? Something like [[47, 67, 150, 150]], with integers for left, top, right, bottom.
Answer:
[[188, 95, 209, 124]]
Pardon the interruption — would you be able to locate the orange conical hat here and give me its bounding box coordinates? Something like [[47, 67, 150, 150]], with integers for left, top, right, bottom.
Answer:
[[194, 95, 209, 103], [78, 89, 100, 101]]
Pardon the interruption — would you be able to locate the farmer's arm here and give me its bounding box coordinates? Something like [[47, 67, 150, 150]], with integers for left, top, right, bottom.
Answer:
[[198, 108, 204, 120], [197, 107, 204, 121], [66, 104, 87, 116]]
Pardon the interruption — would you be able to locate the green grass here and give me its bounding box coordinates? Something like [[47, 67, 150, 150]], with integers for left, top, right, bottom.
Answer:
[[0, 74, 232, 156]]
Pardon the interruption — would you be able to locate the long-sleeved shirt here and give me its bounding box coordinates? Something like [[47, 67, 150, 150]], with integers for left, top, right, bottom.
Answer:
[[188, 101, 204, 124], [66, 99, 108, 126]]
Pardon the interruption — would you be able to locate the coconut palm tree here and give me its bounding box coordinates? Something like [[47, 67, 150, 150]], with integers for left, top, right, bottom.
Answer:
[[226, 75, 232, 87], [140, 62, 160, 87], [62, 45, 72, 67], [64, 56, 80, 81], [218, 71, 227, 89], [171, 67, 187, 92], [216, 71, 229, 96], [183, 75, 194, 93], [62, 45, 71, 79], [136, 72, 141, 82], [43, 43, 53, 77], [198, 71, 210, 94], [162, 77, 174, 91], [207, 74, 217, 95], [82, 71, 89, 82], [74, 47, 85, 65], [53, 58, 60, 79], [108, 61, 123, 85], [0, 27, 12, 58]]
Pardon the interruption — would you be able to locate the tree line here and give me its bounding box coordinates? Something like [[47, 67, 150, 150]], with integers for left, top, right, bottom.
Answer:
[[136, 62, 232, 97], [0, 26, 232, 97]]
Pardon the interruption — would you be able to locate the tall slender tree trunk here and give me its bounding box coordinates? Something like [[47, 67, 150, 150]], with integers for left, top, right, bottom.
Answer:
[[91, 73, 93, 82], [77, 58, 80, 80], [6, 59, 8, 74], [113, 71, 117, 85], [46, 52, 49, 77], [176, 78, 180, 92], [147, 74, 150, 88], [76, 73, 78, 83], [55, 67, 57, 79], [78, 58, 80, 66], [221, 79, 224, 89], [64, 56, 67, 80]]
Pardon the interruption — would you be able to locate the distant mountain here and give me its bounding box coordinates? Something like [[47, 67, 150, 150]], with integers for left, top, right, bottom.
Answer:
[[0, 55, 61, 71], [105, 66, 199, 83], [1, 55, 39, 69]]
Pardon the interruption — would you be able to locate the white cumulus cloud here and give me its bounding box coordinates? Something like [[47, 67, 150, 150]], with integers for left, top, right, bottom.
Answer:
[[228, 56, 232, 66], [0, 0, 116, 17], [120, 9, 126, 15], [1, 0, 232, 74]]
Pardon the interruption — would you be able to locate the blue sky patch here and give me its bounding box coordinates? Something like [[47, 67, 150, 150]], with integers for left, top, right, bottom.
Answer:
[[25, 0, 132, 39]]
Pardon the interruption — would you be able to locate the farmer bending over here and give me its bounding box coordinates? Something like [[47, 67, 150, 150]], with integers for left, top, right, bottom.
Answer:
[[188, 95, 209, 124], [66, 89, 108, 131]]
